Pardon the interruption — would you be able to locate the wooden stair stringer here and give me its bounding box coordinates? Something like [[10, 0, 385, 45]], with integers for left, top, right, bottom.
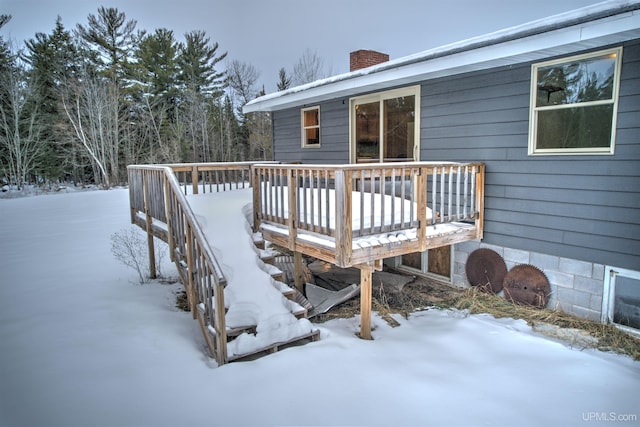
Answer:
[[226, 329, 321, 362]]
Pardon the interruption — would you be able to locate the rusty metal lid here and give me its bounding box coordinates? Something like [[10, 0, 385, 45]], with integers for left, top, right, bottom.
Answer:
[[503, 264, 551, 308], [465, 248, 507, 294]]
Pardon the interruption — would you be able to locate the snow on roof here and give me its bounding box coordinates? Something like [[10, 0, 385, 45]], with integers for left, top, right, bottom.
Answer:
[[243, 0, 640, 113]]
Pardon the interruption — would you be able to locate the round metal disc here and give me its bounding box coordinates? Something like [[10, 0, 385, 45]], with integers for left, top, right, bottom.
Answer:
[[503, 264, 551, 308], [465, 248, 507, 294]]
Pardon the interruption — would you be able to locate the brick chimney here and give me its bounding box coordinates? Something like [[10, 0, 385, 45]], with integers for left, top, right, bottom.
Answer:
[[350, 50, 389, 72]]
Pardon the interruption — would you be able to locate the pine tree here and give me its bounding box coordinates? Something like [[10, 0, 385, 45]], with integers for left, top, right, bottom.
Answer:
[[74, 7, 138, 185], [177, 30, 227, 162], [24, 17, 81, 183], [75, 7, 137, 86], [277, 67, 292, 91], [0, 15, 12, 75], [130, 28, 182, 163], [133, 28, 180, 101], [178, 30, 227, 97]]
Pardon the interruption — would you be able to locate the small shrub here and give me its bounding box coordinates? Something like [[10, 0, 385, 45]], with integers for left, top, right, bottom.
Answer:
[[111, 227, 167, 284]]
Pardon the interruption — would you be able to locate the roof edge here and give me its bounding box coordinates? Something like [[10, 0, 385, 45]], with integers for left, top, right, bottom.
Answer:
[[244, 0, 640, 113]]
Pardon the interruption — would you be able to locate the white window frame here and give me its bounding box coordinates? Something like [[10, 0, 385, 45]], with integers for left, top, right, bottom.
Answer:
[[349, 85, 421, 163], [528, 47, 623, 156], [602, 266, 640, 336], [301, 106, 321, 148]]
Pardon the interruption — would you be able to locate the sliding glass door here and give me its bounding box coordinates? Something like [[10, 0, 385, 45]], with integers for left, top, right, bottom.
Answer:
[[351, 86, 420, 163]]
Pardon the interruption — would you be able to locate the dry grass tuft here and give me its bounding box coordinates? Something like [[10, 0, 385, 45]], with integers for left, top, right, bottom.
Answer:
[[312, 278, 640, 360], [452, 287, 640, 360], [263, 243, 640, 360]]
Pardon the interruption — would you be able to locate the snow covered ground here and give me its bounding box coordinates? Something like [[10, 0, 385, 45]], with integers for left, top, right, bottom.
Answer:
[[0, 188, 638, 427]]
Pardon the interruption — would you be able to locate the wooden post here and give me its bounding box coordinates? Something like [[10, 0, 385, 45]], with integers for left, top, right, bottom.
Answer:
[[191, 165, 199, 195], [252, 166, 261, 231], [142, 175, 157, 280], [359, 263, 373, 340], [288, 169, 298, 251], [214, 282, 228, 365], [162, 172, 175, 262], [417, 166, 428, 252], [129, 168, 137, 224], [185, 224, 197, 319], [334, 170, 352, 268], [293, 251, 305, 294], [475, 164, 485, 240]]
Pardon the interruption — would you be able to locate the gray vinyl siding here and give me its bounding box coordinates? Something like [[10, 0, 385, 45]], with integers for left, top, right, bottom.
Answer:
[[270, 40, 640, 271], [273, 99, 349, 164], [421, 40, 640, 271]]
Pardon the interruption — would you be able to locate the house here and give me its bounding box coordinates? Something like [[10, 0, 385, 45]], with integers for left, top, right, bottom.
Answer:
[[244, 1, 640, 331]]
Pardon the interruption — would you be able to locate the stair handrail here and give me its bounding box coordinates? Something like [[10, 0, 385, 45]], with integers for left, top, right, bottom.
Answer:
[[127, 164, 229, 364]]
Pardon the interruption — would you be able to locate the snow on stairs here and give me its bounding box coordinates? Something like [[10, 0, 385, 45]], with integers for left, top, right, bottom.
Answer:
[[222, 233, 319, 362], [180, 192, 320, 363], [181, 240, 319, 362]]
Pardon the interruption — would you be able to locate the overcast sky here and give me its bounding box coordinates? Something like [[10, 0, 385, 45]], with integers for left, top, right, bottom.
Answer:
[[3, 0, 603, 92]]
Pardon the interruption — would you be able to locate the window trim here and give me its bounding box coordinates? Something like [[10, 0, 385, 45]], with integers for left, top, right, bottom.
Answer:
[[602, 266, 640, 336], [528, 47, 623, 156], [301, 105, 321, 148], [349, 85, 421, 163]]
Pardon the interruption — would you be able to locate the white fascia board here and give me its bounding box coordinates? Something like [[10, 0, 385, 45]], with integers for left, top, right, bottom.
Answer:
[[243, 6, 640, 113]]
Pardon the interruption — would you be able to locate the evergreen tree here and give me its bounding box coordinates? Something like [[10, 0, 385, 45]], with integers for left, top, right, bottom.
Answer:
[[130, 28, 182, 163], [0, 15, 12, 75], [133, 28, 180, 101], [74, 7, 138, 184], [177, 30, 227, 162], [75, 7, 137, 86], [179, 30, 227, 96], [276, 67, 291, 91], [23, 17, 81, 183]]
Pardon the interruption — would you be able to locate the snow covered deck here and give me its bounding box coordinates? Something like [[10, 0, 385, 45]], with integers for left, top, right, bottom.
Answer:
[[253, 162, 484, 268], [127, 161, 484, 358]]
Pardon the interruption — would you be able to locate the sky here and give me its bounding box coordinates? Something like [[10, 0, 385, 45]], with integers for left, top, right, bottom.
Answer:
[[2, 0, 604, 92]]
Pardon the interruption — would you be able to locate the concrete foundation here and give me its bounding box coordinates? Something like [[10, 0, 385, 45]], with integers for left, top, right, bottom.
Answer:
[[453, 240, 605, 322]]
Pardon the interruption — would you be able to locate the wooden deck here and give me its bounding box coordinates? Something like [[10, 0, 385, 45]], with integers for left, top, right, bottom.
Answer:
[[253, 162, 484, 339], [252, 162, 485, 268], [128, 161, 484, 352]]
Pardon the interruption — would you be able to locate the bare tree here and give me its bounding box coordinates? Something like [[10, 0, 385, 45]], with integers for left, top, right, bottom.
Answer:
[[248, 109, 272, 160], [292, 48, 328, 85], [75, 7, 137, 184], [0, 58, 45, 190], [60, 69, 119, 188], [226, 60, 260, 106]]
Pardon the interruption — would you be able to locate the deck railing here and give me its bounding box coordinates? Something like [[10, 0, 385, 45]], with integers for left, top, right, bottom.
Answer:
[[129, 160, 484, 353], [127, 162, 271, 365], [252, 162, 484, 268]]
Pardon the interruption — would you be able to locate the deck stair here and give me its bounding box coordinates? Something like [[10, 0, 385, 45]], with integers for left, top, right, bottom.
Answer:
[[128, 162, 320, 365], [129, 160, 484, 350]]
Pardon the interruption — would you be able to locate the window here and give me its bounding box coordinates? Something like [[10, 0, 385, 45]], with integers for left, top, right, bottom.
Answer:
[[301, 106, 320, 147], [528, 47, 622, 155], [398, 246, 452, 281], [602, 266, 640, 334], [350, 86, 420, 163]]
